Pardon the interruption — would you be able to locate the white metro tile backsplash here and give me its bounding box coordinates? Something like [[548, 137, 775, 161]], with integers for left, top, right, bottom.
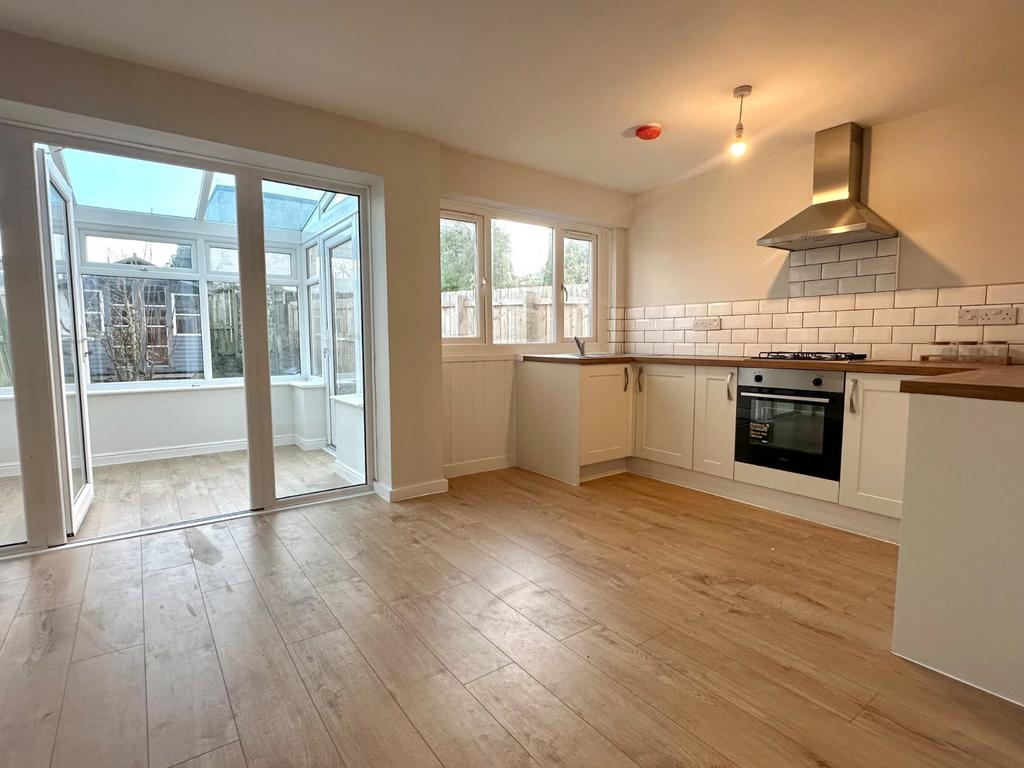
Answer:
[[610, 280, 1024, 361], [789, 239, 899, 297]]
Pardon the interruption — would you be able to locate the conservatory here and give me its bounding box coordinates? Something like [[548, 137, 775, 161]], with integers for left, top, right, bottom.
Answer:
[[0, 142, 369, 547]]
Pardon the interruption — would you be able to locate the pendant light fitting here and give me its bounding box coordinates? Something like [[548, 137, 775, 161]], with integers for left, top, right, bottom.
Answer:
[[730, 85, 752, 157]]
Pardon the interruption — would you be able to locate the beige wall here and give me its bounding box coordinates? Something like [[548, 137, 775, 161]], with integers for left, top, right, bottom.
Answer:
[[0, 30, 444, 492], [628, 89, 1024, 307], [441, 147, 633, 228]]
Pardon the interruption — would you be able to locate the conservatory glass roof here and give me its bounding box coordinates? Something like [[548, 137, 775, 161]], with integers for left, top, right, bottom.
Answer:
[[56, 148, 349, 231]]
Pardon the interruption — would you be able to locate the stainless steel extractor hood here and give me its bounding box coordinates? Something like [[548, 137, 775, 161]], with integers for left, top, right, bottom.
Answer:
[[757, 122, 896, 251]]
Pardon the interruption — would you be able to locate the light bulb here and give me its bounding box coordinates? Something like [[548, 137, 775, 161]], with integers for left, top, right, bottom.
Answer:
[[729, 139, 747, 157]]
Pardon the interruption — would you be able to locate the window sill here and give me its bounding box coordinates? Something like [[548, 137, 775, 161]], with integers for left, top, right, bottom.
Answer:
[[84, 376, 319, 396]]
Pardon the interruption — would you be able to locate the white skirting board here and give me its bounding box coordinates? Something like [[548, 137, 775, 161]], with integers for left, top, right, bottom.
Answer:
[[373, 478, 449, 502], [622, 458, 900, 543], [443, 455, 515, 478]]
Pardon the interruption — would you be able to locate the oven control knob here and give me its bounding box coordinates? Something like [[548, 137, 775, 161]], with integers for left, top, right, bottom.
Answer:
[[754, 374, 763, 383], [812, 377, 823, 387]]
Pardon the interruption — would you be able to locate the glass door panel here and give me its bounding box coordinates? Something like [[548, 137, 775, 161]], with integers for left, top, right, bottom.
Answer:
[[37, 144, 249, 541], [0, 225, 27, 546], [41, 157, 94, 532], [263, 179, 366, 498]]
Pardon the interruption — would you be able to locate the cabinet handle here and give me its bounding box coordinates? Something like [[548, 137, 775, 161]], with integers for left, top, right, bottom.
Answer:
[[623, 366, 629, 392], [637, 366, 644, 392], [849, 377, 858, 414], [726, 371, 734, 401]]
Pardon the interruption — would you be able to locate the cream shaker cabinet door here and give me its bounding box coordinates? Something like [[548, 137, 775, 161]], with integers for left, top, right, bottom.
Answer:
[[839, 373, 910, 518], [634, 364, 695, 468], [692, 366, 737, 478], [579, 364, 634, 465]]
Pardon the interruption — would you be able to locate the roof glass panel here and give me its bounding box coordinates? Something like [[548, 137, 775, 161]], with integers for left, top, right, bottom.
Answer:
[[60, 148, 205, 218], [206, 177, 325, 230]]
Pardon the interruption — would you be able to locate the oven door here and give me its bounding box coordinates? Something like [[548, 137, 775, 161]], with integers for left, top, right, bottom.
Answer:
[[735, 386, 845, 480]]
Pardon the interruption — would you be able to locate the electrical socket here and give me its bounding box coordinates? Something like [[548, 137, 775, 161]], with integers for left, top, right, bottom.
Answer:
[[693, 317, 721, 330], [957, 307, 1017, 326]]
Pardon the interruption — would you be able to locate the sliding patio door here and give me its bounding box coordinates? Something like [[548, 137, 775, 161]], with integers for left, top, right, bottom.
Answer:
[[38, 151, 94, 532]]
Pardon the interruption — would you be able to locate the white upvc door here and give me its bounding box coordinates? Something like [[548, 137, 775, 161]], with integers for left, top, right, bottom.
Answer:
[[37, 151, 95, 534]]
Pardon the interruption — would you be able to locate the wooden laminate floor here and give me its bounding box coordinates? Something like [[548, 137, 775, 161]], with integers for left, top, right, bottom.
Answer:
[[0, 445, 348, 546], [0, 468, 1021, 768]]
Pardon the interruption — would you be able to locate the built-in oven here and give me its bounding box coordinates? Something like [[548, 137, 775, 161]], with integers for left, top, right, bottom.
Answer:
[[734, 368, 846, 481]]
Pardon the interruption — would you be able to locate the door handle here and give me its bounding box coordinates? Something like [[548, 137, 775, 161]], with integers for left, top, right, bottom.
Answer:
[[561, 283, 568, 302], [637, 366, 643, 392], [726, 371, 734, 401], [849, 378, 858, 414], [623, 366, 629, 392]]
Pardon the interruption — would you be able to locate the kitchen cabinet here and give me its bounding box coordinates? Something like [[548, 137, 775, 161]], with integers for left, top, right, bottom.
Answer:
[[634, 364, 695, 468], [516, 360, 633, 484], [692, 365, 737, 478], [839, 373, 910, 518], [580, 364, 634, 465]]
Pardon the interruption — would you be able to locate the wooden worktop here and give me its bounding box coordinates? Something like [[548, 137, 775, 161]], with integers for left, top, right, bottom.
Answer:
[[519, 354, 1024, 401], [519, 353, 979, 376], [899, 365, 1024, 402]]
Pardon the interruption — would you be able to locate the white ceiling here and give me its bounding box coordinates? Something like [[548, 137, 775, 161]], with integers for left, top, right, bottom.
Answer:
[[0, 0, 1021, 193]]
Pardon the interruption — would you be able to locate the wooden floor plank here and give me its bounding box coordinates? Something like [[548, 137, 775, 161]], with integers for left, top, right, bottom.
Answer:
[[17, 547, 92, 615], [467, 662, 642, 768], [253, 570, 339, 644], [170, 741, 247, 768], [203, 581, 343, 768], [186, 523, 253, 593], [73, 537, 144, 661], [317, 578, 539, 768], [0, 603, 80, 767], [51, 644, 148, 768], [496, 582, 595, 640], [440, 580, 737, 768], [144, 564, 238, 768], [391, 593, 511, 683], [290, 627, 444, 768]]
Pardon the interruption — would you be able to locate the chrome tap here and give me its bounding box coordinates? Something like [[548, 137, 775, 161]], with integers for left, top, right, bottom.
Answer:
[[573, 336, 586, 356]]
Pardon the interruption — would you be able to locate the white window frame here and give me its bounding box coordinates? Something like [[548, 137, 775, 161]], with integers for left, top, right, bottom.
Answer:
[[561, 229, 598, 342], [439, 210, 485, 345], [439, 201, 606, 355], [171, 291, 201, 336]]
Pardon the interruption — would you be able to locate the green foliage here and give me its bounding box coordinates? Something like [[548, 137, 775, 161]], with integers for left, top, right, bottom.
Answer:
[[440, 220, 477, 292], [564, 238, 592, 285]]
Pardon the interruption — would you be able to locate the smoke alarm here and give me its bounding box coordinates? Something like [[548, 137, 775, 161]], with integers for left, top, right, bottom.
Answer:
[[634, 123, 662, 140]]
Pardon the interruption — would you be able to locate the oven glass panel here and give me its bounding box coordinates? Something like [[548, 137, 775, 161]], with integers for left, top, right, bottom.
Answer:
[[746, 398, 826, 456]]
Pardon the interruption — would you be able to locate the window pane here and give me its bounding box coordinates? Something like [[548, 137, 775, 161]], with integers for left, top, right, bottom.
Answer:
[[61, 148, 205, 218], [0, 226, 27, 545], [267, 285, 300, 375], [305, 244, 320, 279], [85, 235, 193, 269], [308, 284, 322, 376], [564, 236, 594, 338], [330, 238, 358, 394], [83, 275, 203, 382], [208, 246, 293, 276], [440, 218, 479, 338], [491, 219, 553, 344], [207, 282, 298, 377]]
